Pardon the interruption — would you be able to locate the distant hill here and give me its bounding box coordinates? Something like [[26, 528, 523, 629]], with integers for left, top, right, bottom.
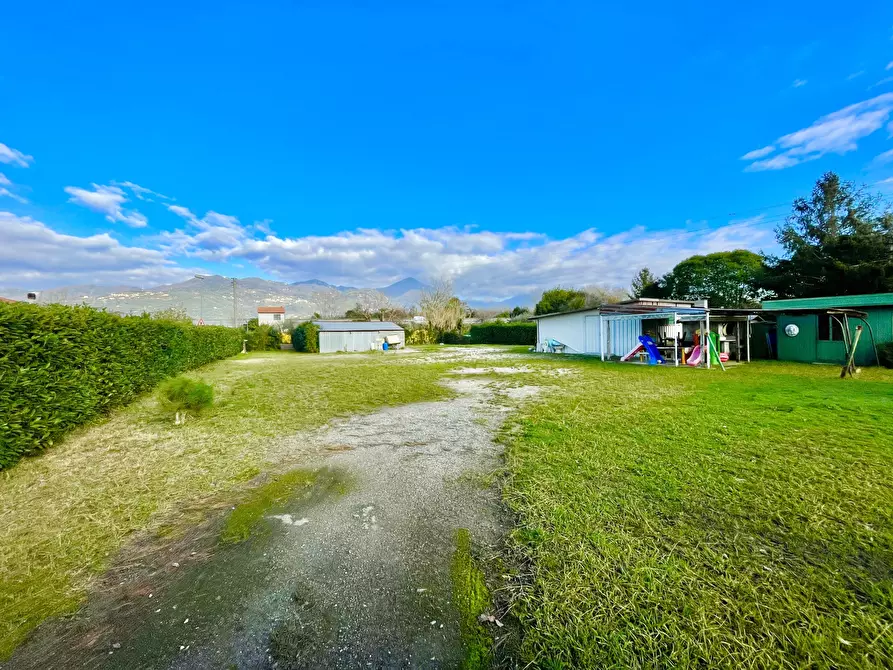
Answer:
[[21, 276, 431, 324]]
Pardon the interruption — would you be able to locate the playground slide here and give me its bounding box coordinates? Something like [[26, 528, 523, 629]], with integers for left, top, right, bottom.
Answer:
[[686, 345, 702, 366], [707, 332, 722, 366], [621, 343, 645, 361], [638, 335, 665, 364]]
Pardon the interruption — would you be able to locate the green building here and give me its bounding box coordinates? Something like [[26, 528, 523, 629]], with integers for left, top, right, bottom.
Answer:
[[762, 293, 893, 366]]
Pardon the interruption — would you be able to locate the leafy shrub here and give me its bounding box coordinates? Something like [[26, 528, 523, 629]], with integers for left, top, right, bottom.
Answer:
[[406, 327, 437, 345], [292, 322, 320, 353], [469, 322, 536, 345], [245, 323, 281, 351], [440, 331, 468, 344], [159, 377, 214, 412], [0, 303, 242, 468], [879, 342, 893, 369]]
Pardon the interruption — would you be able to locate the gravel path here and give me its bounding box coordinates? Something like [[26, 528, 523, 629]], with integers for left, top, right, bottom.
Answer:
[[7, 375, 536, 670]]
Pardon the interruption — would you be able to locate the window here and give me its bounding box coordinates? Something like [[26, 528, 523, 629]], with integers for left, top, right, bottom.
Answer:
[[817, 316, 843, 341], [273, 313, 282, 321]]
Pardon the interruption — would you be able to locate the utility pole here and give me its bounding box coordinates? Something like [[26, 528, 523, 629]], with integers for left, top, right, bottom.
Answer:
[[232, 278, 237, 328], [194, 274, 206, 323]]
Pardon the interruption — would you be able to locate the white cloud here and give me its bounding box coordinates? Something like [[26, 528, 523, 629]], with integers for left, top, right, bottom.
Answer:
[[847, 71, 865, 80], [792, 79, 808, 88], [225, 219, 777, 301], [0, 211, 189, 287], [64, 183, 148, 228], [743, 93, 893, 171], [1, 207, 780, 299], [740, 145, 775, 160], [115, 181, 171, 202], [872, 148, 893, 166], [887, 61, 893, 71], [0, 142, 33, 168], [161, 205, 249, 259], [0, 172, 28, 204]]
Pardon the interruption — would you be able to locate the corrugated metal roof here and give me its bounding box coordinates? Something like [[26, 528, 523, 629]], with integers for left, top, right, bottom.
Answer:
[[313, 320, 403, 332], [762, 293, 893, 310], [257, 306, 285, 314]]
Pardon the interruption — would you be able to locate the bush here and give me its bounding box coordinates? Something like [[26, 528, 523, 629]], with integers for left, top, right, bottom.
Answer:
[[245, 323, 281, 351], [0, 303, 242, 468], [406, 327, 437, 345], [292, 321, 320, 353], [879, 342, 893, 369], [468, 322, 537, 345], [159, 377, 214, 413], [440, 331, 468, 344]]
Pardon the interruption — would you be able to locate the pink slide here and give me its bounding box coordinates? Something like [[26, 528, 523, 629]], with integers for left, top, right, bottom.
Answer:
[[686, 345, 702, 366]]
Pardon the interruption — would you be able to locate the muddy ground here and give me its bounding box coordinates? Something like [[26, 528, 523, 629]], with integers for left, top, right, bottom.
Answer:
[[5, 371, 536, 670]]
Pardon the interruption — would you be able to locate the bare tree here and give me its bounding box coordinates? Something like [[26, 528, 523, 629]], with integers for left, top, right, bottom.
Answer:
[[315, 289, 343, 319], [583, 285, 627, 308], [419, 279, 463, 334]]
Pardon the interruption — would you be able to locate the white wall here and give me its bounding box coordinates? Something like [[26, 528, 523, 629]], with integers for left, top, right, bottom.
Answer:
[[319, 330, 405, 353], [258, 312, 284, 326], [536, 311, 592, 353]]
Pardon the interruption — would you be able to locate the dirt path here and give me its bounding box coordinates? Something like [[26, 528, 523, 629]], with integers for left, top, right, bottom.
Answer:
[[7, 374, 534, 669]]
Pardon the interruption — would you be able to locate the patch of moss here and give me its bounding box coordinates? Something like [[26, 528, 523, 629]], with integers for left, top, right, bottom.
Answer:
[[451, 528, 493, 669], [220, 468, 351, 544]]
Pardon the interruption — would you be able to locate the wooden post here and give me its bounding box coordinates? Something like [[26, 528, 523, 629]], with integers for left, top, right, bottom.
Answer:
[[841, 326, 863, 378], [705, 313, 711, 369], [746, 318, 751, 363]]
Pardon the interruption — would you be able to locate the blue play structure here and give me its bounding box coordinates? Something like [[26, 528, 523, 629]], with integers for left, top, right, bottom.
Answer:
[[639, 335, 665, 365]]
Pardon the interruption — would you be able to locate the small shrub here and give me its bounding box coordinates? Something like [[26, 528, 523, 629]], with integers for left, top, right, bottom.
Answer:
[[159, 377, 214, 425], [468, 322, 536, 345], [879, 342, 893, 369], [291, 322, 320, 353]]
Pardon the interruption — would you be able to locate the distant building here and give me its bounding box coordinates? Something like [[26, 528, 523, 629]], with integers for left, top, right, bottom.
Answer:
[[314, 321, 405, 353], [257, 305, 285, 325], [0, 297, 17, 304]]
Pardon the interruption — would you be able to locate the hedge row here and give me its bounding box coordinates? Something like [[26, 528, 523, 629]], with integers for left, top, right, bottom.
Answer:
[[0, 303, 243, 468], [468, 322, 536, 345]]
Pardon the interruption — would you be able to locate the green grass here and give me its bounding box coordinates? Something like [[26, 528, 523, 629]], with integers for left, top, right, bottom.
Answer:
[[0, 350, 454, 659], [452, 528, 494, 669], [502, 360, 893, 668]]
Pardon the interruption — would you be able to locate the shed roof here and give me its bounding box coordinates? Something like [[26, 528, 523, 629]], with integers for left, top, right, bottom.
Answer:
[[313, 320, 403, 332], [761, 293, 893, 310], [257, 306, 285, 314], [0, 297, 17, 304]]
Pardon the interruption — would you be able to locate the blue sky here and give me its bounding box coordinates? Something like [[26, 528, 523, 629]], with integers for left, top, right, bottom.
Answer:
[[2, 1, 893, 300]]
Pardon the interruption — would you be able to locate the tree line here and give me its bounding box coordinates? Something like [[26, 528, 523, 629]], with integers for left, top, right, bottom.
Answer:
[[536, 172, 893, 313]]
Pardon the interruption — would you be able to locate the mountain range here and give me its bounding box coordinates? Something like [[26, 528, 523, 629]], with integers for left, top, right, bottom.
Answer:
[[0, 277, 437, 325]]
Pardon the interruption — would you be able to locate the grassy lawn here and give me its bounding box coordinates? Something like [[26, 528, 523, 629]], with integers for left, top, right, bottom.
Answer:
[[0, 350, 453, 659], [503, 360, 893, 668]]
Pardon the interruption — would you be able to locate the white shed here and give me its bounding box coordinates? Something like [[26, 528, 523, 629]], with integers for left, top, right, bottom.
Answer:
[[314, 321, 405, 353], [531, 299, 705, 359]]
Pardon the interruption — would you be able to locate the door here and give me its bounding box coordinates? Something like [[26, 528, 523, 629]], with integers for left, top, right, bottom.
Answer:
[[777, 314, 817, 362]]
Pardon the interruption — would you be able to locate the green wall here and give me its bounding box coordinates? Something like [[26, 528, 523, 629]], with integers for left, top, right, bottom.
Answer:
[[776, 308, 893, 366]]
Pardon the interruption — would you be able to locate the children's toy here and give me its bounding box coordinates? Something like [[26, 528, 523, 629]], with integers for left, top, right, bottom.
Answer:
[[638, 335, 665, 364], [621, 343, 645, 361]]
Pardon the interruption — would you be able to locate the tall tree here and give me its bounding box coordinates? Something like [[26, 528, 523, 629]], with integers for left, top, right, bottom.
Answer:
[[419, 279, 464, 334], [659, 250, 766, 308], [583, 285, 627, 307], [762, 172, 893, 298], [629, 267, 659, 299], [534, 287, 586, 315]]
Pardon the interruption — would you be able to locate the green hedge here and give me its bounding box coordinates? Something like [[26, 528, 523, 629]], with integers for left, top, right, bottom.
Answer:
[[0, 303, 242, 468], [292, 322, 320, 353], [468, 322, 536, 345]]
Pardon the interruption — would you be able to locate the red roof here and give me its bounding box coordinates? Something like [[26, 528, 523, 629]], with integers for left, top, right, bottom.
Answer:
[[257, 306, 285, 314], [0, 297, 17, 304]]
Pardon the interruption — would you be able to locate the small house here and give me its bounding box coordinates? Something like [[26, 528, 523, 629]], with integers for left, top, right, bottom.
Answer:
[[314, 321, 405, 353], [761, 293, 893, 366], [257, 305, 285, 326]]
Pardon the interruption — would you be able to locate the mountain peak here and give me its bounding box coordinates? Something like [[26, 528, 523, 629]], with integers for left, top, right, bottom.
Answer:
[[377, 277, 428, 298]]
